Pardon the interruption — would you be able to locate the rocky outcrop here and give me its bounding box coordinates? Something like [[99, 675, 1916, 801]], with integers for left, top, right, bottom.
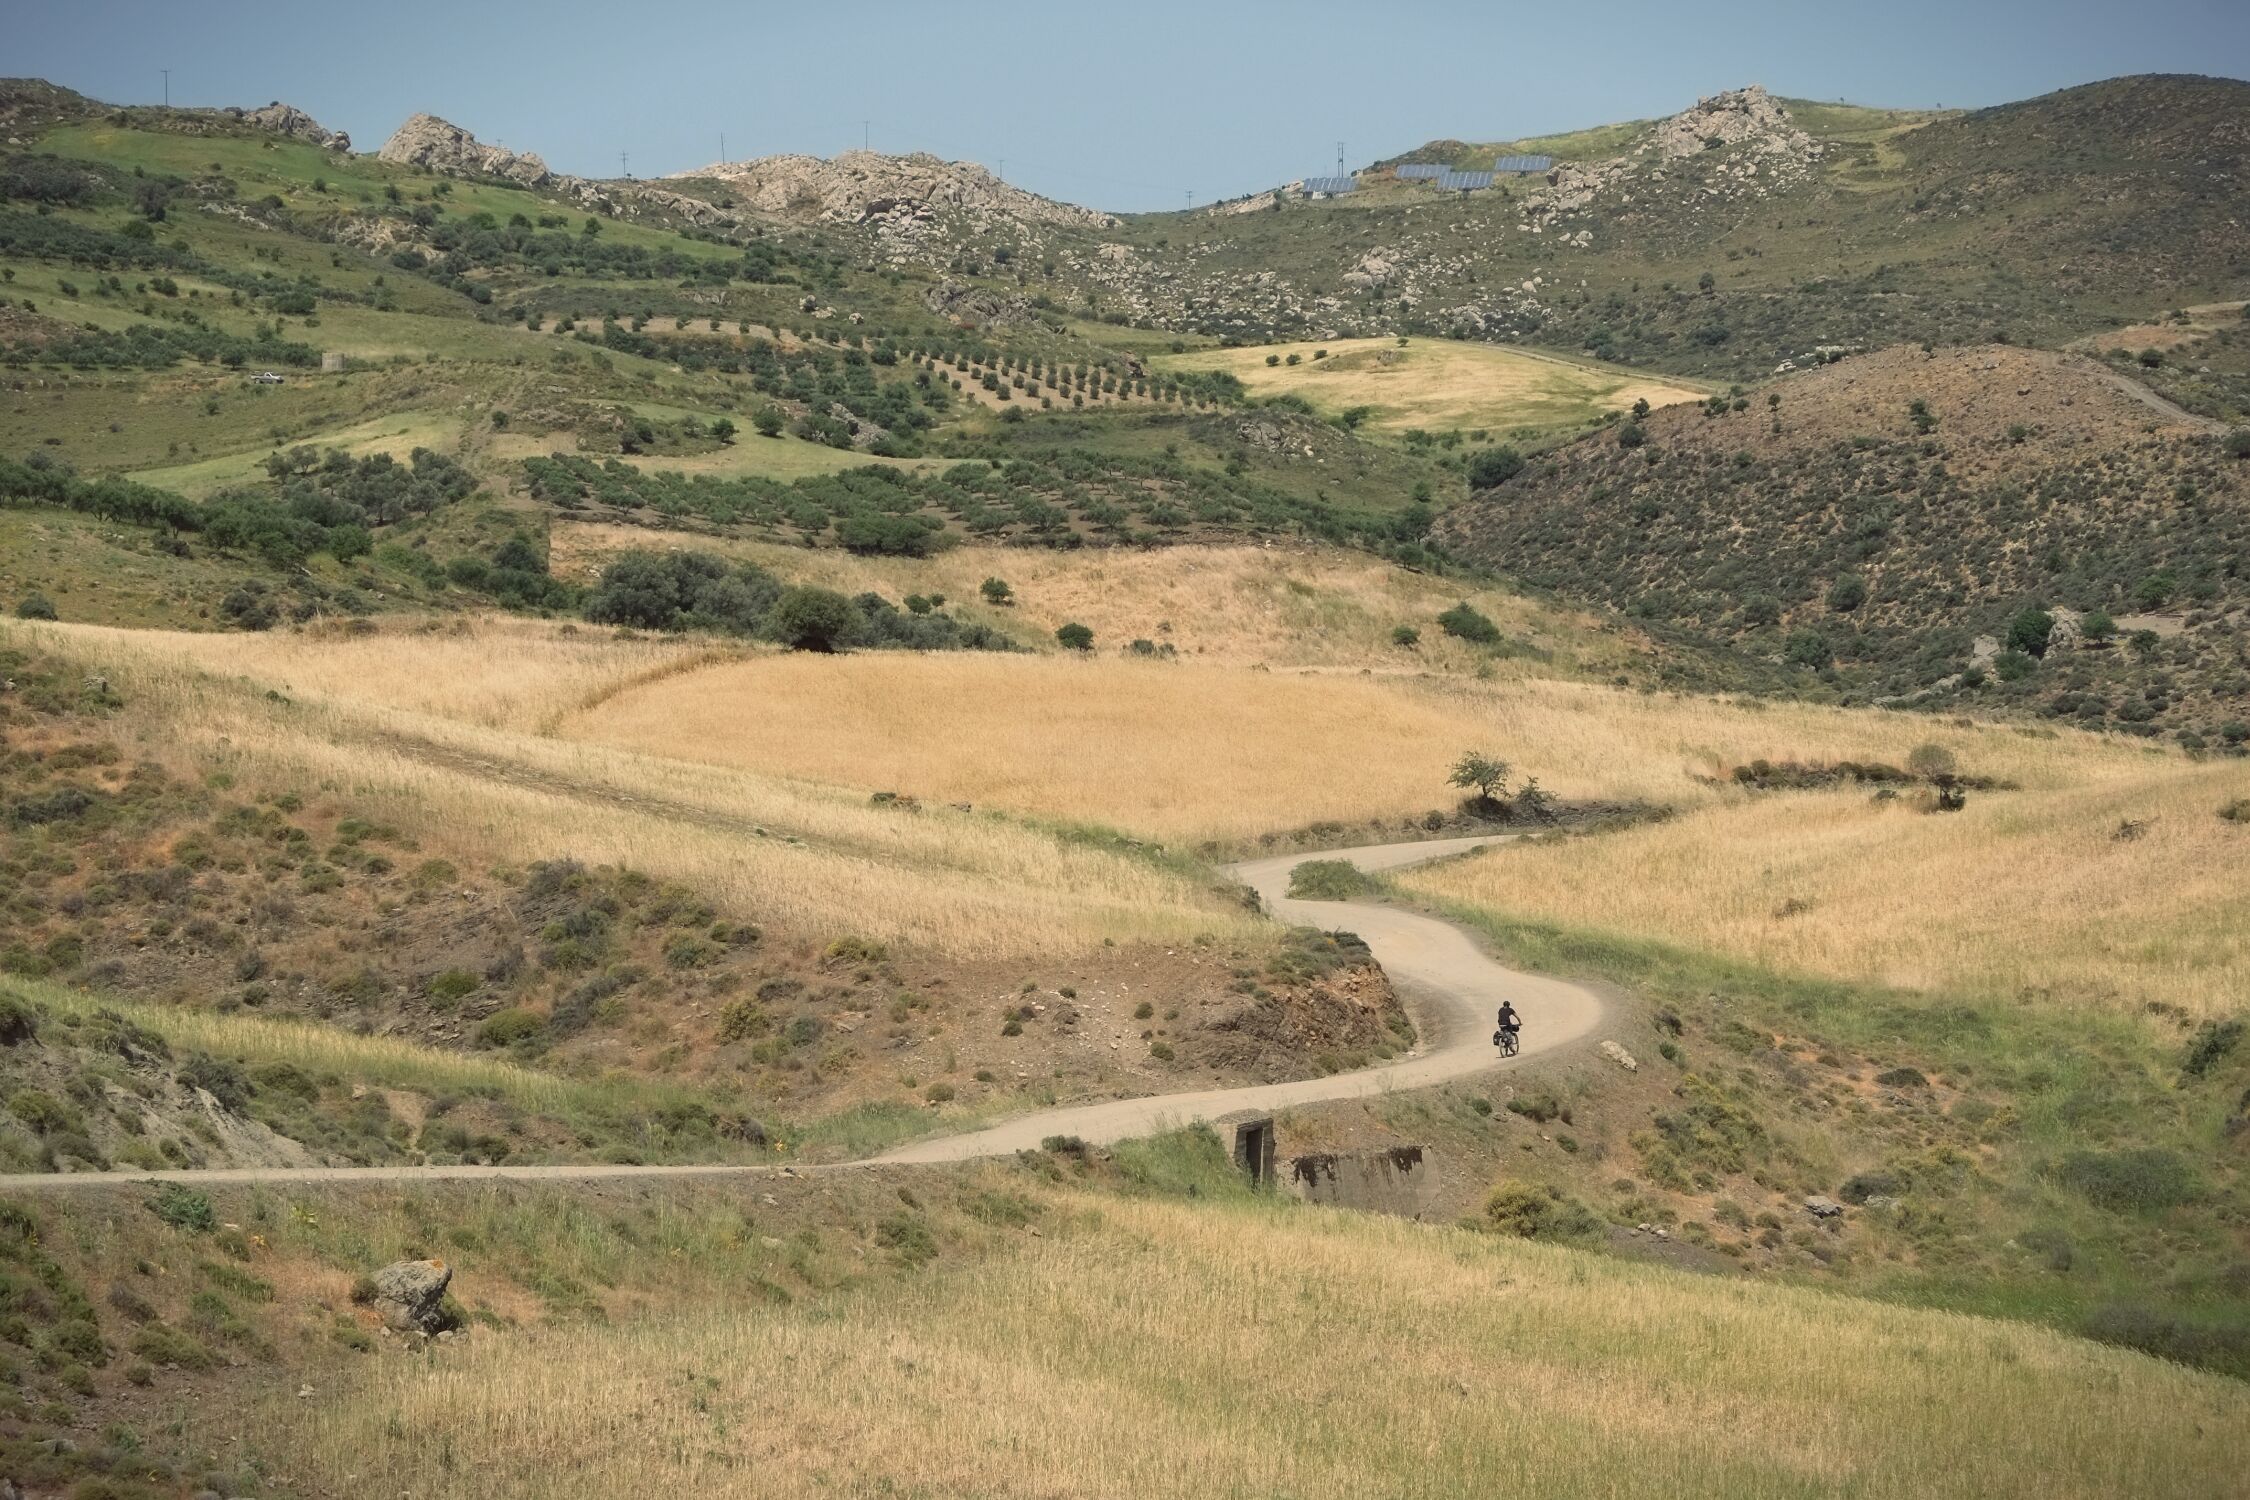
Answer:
[[366, 1258, 454, 1333], [677, 150, 1118, 232], [228, 102, 350, 151], [924, 278, 1035, 328], [379, 113, 550, 185], [1525, 85, 1824, 243], [1647, 85, 1813, 160]]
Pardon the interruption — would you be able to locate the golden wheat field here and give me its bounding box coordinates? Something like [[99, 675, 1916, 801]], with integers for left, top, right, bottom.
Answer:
[[11, 619, 1260, 957], [19, 610, 2244, 1009], [558, 648, 2166, 836], [251, 1193, 2249, 1500], [548, 527, 1638, 676], [1150, 336, 1707, 435], [1400, 750, 2250, 1018]]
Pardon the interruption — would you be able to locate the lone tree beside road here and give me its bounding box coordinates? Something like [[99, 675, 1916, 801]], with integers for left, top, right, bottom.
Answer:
[[1448, 750, 1510, 810]]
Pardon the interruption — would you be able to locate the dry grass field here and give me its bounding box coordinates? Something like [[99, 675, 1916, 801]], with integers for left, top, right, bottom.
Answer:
[[1150, 336, 1707, 436], [251, 1193, 2250, 1499], [1400, 748, 2250, 1019], [548, 526, 1639, 675], [10, 619, 1259, 957], [565, 654, 2248, 1014], [19, 612, 2243, 1011]]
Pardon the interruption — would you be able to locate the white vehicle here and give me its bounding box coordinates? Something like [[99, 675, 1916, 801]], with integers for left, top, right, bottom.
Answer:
[[249, 370, 285, 385]]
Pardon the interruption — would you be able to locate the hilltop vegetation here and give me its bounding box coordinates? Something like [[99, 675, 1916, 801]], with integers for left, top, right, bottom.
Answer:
[[1438, 343, 2250, 741]]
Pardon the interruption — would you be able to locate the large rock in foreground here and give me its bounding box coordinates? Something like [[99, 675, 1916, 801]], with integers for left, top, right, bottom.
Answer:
[[367, 1258, 453, 1333]]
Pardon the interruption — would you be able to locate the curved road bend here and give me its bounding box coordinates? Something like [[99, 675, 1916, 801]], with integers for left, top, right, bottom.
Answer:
[[0, 837, 1609, 1192], [875, 834, 1607, 1161]]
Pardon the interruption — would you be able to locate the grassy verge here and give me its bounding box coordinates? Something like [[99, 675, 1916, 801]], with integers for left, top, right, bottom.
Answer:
[[1367, 879, 2249, 1376], [239, 1186, 2248, 1498]]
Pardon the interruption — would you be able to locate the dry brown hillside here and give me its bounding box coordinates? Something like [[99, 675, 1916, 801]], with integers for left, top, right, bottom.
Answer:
[[1438, 344, 2250, 740]]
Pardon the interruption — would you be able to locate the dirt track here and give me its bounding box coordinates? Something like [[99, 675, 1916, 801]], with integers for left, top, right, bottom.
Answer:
[[0, 837, 1609, 1192]]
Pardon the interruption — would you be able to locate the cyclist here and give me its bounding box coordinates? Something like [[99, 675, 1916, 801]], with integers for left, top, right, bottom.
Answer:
[[1496, 1001, 1522, 1053]]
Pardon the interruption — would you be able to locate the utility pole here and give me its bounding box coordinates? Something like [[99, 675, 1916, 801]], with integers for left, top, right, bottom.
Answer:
[[160, 69, 170, 108], [997, 158, 1005, 183], [862, 119, 870, 151], [720, 132, 726, 165], [619, 151, 630, 179], [1337, 140, 1346, 179], [1183, 189, 1193, 209]]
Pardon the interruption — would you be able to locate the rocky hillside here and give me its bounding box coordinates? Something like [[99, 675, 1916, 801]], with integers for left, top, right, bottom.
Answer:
[[673, 150, 1118, 251], [1436, 344, 2250, 739], [375, 112, 741, 229], [0, 642, 1409, 1162], [1030, 76, 2250, 380]]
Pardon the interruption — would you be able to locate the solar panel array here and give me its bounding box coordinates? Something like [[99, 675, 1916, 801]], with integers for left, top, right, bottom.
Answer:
[[1436, 169, 1494, 191], [1492, 154, 1554, 174], [1394, 164, 1444, 180], [1301, 175, 1357, 194]]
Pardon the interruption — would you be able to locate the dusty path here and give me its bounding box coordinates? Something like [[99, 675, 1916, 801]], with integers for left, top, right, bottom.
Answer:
[[878, 834, 1607, 1160], [0, 837, 1608, 1192]]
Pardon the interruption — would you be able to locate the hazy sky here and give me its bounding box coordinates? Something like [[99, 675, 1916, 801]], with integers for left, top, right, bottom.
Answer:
[[12, 0, 2248, 211]]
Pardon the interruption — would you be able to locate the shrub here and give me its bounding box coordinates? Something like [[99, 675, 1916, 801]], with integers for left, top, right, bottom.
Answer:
[[1826, 575, 1868, 612], [427, 968, 480, 1003], [2083, 1304, 2250, 1379], [1287, 860, 1371, 900], [1615, 421, 1646, 449], [1783, 628, 1832, 670], [2181, 1019, 2243, 1077], [2007, 607, 2055, 657], [13, 594, 56, 621], [2224, 428, 2250, 460], [716, 999, 766, 1043], [145, 1185, 216, 1233], [767, 585, 856, 652], [1504, 1089, 1569, 1125], [1873, 1066, 1928, 1088], [1447, 750, 1510, 804], [477, 1007, 544, 1047], [1467, 446, 1525, 489], [1838, 1170, 1904, 1204], [1055, 622, 1094, 652], [7, 1089, 73, 1134], [1437, 602, 1500, 644], [2056, 1148, 2202, 1214], [130, 1324, 216, 1371], [1481, 1180, 1601, 1241], [979, 577, 1013, 606], [1390, 625, 1419, 648], [875, 1214, 938, 1266], [0, 993, 37, 1046]]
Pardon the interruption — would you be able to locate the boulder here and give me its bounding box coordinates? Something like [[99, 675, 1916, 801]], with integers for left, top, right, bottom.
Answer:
[[378, 113, 550, 186], [367, 1258, 453, 1332], [230, 101, 349, 151], [1598, 1039, 1639, 1072], [1804, 1195, 1846, 1220]]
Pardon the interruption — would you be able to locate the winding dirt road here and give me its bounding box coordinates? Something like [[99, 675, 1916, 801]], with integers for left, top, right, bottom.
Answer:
[[0, 837, 1609, 1192]]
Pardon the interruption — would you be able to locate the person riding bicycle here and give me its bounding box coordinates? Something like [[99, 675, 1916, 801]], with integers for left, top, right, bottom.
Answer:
[[1496, 1001, 1522, 1049]]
